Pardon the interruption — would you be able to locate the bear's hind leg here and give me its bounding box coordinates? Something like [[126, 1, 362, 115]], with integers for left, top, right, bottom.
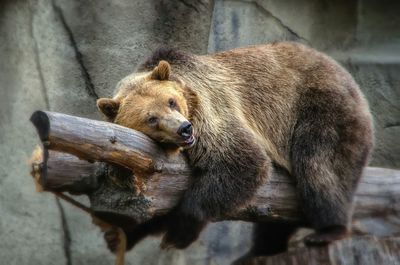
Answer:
[[291, 154, 353, 246], [290, 89, 372, 246]]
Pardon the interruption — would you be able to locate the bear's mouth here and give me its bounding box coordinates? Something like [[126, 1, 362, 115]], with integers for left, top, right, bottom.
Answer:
[[181, 135, 196, 148]]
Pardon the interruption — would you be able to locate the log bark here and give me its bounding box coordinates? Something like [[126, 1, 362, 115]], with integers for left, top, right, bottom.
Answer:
[[30, 110, 190, 175], [29, 111, 400, 226], [248, 236, 400, 265], [30, 146, 101, 194]]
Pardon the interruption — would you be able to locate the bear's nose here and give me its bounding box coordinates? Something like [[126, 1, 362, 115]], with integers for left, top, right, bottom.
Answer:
[[177, 121, 193, 139]]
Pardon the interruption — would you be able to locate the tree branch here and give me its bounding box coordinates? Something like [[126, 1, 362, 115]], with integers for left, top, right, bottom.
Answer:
[[29, 111, 400, 226]]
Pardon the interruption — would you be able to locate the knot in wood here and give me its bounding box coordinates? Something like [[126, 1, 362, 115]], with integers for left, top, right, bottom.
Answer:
[[153, 161, 164, 172], [109, 135, 117, 144]]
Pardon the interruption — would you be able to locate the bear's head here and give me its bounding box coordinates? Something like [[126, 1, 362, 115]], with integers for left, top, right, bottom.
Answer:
[[97, 60, 196, 149]]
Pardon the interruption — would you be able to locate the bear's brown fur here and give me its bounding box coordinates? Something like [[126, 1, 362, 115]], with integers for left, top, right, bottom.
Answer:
[[97, 42, 374, 255]]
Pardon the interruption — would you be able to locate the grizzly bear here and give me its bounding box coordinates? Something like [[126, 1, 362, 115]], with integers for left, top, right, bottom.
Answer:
[[97, 42, 374, 256]]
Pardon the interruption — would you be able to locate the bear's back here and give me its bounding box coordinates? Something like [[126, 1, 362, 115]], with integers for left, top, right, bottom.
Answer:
[[194, 42, 371, 170]]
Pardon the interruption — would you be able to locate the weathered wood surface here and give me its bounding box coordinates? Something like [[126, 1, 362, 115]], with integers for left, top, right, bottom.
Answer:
[[248, 236, 400, 265], [30, 147, 101, 194], [29, 111, 400, 226], [30, 110, 190, 175]]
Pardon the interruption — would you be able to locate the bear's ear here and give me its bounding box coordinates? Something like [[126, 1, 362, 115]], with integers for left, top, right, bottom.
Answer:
[[97, 98, 120, 120], [151, 60, 171, 81]]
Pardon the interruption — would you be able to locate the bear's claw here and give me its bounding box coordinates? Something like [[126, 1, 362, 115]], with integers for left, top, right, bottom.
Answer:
[[103, 228, 121, 253]]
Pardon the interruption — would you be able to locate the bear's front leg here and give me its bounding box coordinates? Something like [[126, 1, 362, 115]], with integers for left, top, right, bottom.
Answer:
[[160, 208, 207, 249], [104, 215, 170, 252], [161, 135, 270, 249]]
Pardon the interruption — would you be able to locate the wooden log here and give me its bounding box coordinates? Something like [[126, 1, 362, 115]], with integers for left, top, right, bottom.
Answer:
[[30, 146, 101, 194], [29, 111, 400, 226], [247, 236, 400, 265], [30, 110, 190, 175]]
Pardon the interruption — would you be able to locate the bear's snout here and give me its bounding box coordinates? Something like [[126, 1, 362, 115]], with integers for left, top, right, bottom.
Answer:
[[177, 121, 193, 139]]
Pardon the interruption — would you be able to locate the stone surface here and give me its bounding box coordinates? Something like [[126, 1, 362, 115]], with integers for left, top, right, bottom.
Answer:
[[344, 62, 400, 168], [208, 0, 305, 52], [209, 0, 358, 52], [0, 1, 66, 264], [1, 0, 399, 264]]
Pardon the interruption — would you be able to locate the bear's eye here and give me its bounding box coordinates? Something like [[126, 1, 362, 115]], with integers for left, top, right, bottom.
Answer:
[[147, 116, 158, 125], [168, 98, 177, 109]]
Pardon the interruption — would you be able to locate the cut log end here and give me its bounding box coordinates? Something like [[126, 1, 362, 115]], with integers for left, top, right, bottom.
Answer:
[[30, 110, 50, 142]]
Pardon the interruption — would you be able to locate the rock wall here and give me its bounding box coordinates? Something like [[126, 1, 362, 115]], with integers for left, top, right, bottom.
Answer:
[[0, 0, 398, 264]]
